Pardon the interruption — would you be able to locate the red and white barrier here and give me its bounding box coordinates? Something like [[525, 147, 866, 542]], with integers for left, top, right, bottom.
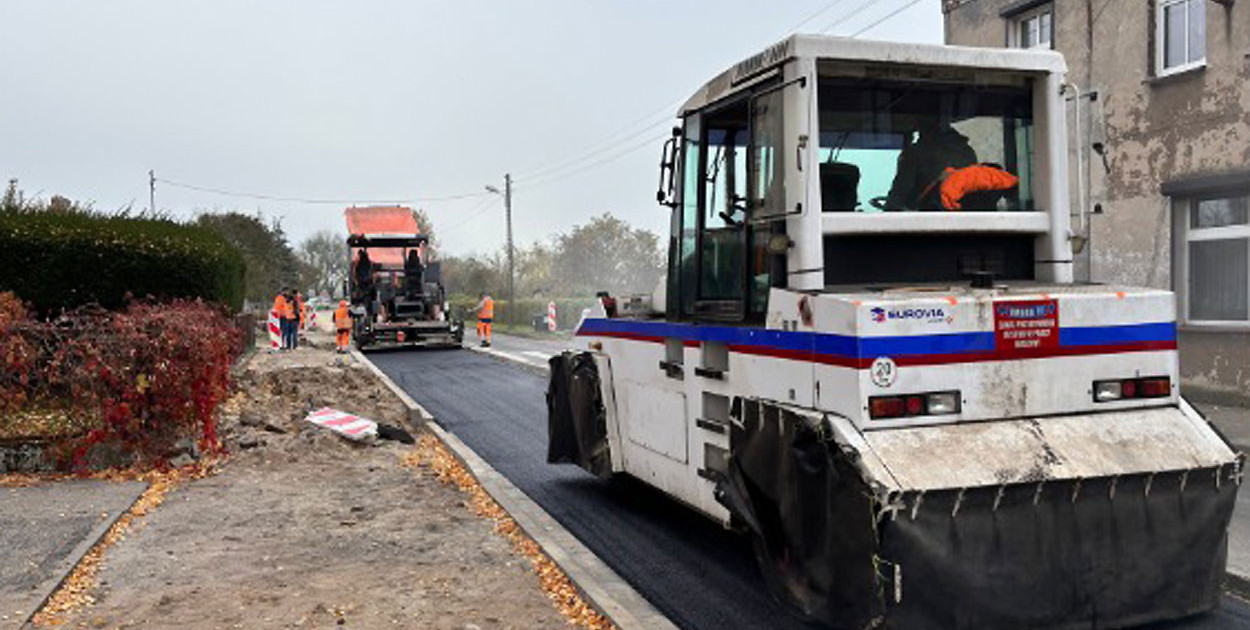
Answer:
[[267, 309, 281, 349], [304, 407, 377, 441], [547, 300, 557, 332]]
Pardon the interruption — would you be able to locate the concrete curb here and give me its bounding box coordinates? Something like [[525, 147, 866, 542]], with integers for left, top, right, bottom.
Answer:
[[352, 349, 680, 630], [20, 481, 149, 630], [1225, 573, 1250, 603]]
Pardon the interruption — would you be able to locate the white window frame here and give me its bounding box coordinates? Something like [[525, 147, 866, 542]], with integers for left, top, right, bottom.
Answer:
[[1156, 0, 1207, 77], [1174, 195, 1250, 329], [1009, 4, 1054, 50]]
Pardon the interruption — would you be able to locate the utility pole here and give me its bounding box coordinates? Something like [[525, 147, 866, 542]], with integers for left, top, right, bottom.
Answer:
[[485, 174, 515, 303], [149, 170, 156, 215], [504, 173, 514, 303]]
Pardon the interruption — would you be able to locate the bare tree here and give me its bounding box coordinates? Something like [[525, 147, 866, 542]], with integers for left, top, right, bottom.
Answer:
[[298, 230, 349, 297]]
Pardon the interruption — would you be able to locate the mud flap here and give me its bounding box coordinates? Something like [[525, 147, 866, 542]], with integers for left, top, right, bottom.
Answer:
[[716, 400, 886, 630], [880, 471, 1237, 629], [546, 351, 612, 477]]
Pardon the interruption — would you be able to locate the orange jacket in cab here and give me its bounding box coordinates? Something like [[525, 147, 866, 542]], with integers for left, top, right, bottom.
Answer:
[[939, 165, 1019, 210]]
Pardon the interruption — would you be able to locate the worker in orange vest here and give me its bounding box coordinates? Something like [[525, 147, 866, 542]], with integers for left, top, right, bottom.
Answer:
[[279, 288, 299, 350], [475, 291, 494, 348], [272, 291, 287, 320], [333, 299, 352, 353]]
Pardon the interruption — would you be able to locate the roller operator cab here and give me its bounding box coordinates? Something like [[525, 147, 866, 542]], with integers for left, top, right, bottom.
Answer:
[[546, 36, 1241, 629]]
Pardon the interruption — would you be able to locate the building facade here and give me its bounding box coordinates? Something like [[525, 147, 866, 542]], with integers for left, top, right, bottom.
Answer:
[[945, 0, 1250, 403]]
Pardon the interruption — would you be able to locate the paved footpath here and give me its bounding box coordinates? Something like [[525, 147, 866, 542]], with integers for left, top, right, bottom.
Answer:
[[0, 479, 147, 629], [373, 339, 1250, 630]]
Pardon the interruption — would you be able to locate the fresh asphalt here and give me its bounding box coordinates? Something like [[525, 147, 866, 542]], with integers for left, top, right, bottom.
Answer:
[[370, 344, 1250, 630]]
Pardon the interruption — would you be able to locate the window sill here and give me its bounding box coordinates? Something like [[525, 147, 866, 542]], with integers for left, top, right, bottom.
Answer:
[[1145, 64, 1206, 85]]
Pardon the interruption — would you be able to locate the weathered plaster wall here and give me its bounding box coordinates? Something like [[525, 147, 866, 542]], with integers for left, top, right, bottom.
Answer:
[[1181, 330, 1250, 405], [946, 0, 1250, 402]]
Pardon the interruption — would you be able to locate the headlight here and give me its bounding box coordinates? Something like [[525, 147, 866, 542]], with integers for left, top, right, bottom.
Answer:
[[926, 392, 961, 415], [1093, 380, 1123, 402]]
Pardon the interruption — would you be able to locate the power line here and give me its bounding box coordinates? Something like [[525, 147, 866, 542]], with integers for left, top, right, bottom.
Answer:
[[514, 115, 677, 184], [435, 196, 501, 235], [515, 1, 928, 194], [516, 98, 685, 180], [156, 177, 491, 205], [155, 2, 929, 218], [519, 128, 669, 192], [850, 0, 931, 37], [785, 0, 853, 33], [514, 1, 851, 185], [820, 0, 878, 33]]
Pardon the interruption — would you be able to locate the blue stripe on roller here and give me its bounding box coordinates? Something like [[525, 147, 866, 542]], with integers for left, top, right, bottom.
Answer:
[[580, 318, 1176, 359], [1059, 322, 1177, 346]]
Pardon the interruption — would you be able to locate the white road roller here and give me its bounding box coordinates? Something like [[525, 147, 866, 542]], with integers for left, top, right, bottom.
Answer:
[[547, 35, 1240, 629]]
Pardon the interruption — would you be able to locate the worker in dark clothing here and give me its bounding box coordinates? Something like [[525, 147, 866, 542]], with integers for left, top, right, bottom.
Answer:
[[885, 119, 978, 211], [351, 250, 377, 324], [404, 249, 424, 298], [352, 250, 375, 309], [353, 250, 374, 295]]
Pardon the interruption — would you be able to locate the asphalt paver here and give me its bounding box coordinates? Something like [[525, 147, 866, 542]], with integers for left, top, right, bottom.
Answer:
[[371, 348, 1250, 630], [0, 479, 147, 629]]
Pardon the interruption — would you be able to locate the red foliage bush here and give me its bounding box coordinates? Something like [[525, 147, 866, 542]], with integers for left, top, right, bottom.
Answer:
[[0, 293, 242, 468], [0, 293, 36, 410]]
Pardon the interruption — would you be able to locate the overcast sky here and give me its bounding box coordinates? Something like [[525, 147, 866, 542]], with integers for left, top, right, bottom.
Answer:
[[1, 1, 941, 256]]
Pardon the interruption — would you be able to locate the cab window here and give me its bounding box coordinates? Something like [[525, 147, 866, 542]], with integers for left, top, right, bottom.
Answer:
[[699, 114, 749, 306], [666, 78, 789, 323], [816, 75, 1035, 213]]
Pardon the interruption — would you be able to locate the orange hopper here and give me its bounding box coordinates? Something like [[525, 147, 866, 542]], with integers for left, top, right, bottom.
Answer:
[[344, 206, 422, 267]]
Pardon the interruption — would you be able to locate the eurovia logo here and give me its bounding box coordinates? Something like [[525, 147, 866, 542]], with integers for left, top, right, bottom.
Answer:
[[870, 306, 953, 325]]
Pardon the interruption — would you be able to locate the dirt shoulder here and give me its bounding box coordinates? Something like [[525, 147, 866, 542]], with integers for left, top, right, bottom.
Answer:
[[49, 334, 571, 630]]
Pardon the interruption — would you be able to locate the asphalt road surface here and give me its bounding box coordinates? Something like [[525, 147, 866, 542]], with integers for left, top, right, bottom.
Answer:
[[370, 346, 1250, 630], [0, 479, 147, 630]]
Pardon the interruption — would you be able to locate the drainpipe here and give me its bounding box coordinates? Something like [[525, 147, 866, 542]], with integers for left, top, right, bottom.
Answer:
[[1064, 82, 1088, 253]]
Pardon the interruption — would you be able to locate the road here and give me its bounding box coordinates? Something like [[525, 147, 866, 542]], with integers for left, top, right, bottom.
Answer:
[[371, 335, 1250, 630]]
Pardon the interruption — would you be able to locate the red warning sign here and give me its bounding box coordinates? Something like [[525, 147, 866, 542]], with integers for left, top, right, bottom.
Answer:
[[994, 299, 1059, 353]]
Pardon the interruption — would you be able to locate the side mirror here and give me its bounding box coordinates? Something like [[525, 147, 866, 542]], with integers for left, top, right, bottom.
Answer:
[[656, 127, 682, 208]]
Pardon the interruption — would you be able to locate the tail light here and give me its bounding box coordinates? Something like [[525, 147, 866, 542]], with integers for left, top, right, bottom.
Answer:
[[869, 391, 962, 420], [1093, 376, 1171, 402]]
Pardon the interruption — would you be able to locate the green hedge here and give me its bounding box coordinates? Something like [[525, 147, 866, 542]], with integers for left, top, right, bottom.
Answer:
[[0, 210, 245, 314], [447, 296, 597, 331]]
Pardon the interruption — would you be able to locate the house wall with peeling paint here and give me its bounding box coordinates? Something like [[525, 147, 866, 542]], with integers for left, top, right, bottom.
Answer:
[[945, 0, 1249, 403]]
